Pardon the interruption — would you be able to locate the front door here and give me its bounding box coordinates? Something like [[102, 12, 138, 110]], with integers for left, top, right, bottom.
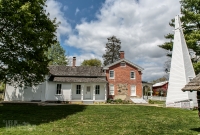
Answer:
[[85, 86, 91, 99]]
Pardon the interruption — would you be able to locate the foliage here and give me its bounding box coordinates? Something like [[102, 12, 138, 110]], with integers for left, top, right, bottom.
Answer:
[[0, 105, 200, 134], [148, 99, 165, 105], [102, 36, 121, 66], [193, 61, 200, 74], [106, 99, 132, 104], [0, 0, 57, 87], [81, 58, 102, 67], [0, 82, 5, 93], [46, 42, 68, 66], [159, 0, 200, 73], [151, 76, 168, 84]]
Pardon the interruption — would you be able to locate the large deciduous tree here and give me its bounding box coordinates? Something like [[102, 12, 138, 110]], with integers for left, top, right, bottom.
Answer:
[[159, 0, 200, 74], [0, 0, 57, 87], [46, 42, 68, 66], [102, 36, 121, 66], [81, 59, 102, 67]]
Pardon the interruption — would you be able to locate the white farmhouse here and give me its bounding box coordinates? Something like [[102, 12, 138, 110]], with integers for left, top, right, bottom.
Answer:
[[4, 57, 107, 103]]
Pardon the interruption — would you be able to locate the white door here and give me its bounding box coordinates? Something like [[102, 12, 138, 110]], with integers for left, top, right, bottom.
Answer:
[[131, 85, 136, 96], [85, 86, 91, 99]]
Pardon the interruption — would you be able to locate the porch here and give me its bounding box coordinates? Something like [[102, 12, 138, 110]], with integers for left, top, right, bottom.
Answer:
[[71, 83, 107, 101]]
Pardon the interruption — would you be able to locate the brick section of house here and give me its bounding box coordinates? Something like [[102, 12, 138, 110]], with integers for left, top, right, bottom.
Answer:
[[106, 62, 143, 99]]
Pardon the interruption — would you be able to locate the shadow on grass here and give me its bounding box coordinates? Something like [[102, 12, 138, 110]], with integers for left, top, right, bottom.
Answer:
[[190, 127, 200, 132], [0, 104, 87, 128]]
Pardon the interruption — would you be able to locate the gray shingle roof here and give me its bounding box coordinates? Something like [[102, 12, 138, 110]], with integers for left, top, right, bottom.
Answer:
[[49, 66, 105, 77], [53, 77, 107, 83], [48, 66, 107, 83], [182, 74, 200, 91]]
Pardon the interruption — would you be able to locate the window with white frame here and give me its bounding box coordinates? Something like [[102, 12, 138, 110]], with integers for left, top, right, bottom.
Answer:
[[109, 70, 114, 79], [120, 62, 126, 67], [56, 84, 62, 94], [130, 71, 135, 79], [95, 85, 100, 94], [76, 85, 81, 94], [109, 84, 114, 95], [131, 85, 136, 96]]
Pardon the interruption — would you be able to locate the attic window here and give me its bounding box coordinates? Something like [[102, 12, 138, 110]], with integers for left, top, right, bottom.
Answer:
[[120, 62, 126, 67]]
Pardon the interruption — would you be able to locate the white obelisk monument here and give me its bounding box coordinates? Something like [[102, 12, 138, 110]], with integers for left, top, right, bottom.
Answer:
[[166, 15, 197, 108]]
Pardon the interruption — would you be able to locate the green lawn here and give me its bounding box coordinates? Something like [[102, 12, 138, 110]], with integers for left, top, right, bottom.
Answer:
[[0, 104, 200, 135]]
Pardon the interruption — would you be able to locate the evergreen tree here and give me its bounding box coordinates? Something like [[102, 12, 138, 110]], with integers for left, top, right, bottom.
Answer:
[[81, 59, 102, 67], [0, 0, 57, 87], [47, 42, 68, 66], [159, 0, 200, 74], [102, 36, 121, 66]]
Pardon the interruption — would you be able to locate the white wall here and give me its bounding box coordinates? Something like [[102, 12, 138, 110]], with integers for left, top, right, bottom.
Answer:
[[95, 84, 105, 100], [46, 82, 71, 101], [4, 81, 106, 102], [4, 82, 46, 101], [71, 83, 82, 100]]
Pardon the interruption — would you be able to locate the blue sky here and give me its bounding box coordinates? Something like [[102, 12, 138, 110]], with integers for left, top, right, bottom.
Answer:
[[56, 0, 105, 55], [46, 0, 180, 81]]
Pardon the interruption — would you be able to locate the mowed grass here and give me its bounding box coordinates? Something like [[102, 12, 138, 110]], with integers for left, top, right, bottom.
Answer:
[[0, 104, 200, 135]]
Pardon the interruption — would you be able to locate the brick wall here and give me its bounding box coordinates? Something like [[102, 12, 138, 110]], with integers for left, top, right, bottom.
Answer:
[[106, 62, 143, 99]]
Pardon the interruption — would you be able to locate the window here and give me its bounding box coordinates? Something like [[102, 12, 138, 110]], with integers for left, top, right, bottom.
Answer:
[[131, 85, 136, 96], [95, 85, 100, 94], [76, 85, 81, 94], [109, 70, 114, 79], [120, 62, 126, 67], [109, 84, 114, 95], [130, 71, 135, 79], [56, 84, 62, 95]]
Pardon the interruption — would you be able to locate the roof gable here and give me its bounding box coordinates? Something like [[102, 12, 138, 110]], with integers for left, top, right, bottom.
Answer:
[[103, 59, 144, 71]]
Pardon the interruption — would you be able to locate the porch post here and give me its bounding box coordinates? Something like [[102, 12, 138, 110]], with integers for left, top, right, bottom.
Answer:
[[93, 85, 95, 101], [70, 84, 72, 101], [81, 84, 84, 101], [104, 84, 107, 100]]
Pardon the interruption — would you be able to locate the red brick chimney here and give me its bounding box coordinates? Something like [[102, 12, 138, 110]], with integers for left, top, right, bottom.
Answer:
[[119, 51, 124, 59], [72, 57, 76, 67]]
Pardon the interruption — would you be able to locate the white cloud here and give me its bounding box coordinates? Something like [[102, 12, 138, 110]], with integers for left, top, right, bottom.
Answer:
[[64, 0, 180, 81], [75, 8, 80, 15], [45, 0, 72, 41]]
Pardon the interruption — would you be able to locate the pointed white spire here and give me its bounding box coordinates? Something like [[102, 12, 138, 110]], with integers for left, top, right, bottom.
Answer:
[[166, 15, 197, 108]]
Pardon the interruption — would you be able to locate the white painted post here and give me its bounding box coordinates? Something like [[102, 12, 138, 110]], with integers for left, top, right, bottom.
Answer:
[[104, 84, 107, 100], [93, 85, 95, 101], [150, 87, 153, 97], [81, 84, 84, 101]]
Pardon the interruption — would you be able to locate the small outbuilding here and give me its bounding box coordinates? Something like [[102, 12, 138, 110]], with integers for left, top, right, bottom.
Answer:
[[182, 74, 200, 117]]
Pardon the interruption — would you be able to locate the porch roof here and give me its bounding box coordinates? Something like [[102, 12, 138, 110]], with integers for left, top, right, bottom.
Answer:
[[51, 77, 107, 83]]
